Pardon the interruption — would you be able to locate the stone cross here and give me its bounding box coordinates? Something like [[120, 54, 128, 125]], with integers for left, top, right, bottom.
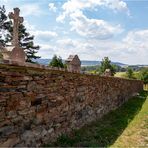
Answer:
[[6, 8, 26, 63], [9, 8, 23, 47]]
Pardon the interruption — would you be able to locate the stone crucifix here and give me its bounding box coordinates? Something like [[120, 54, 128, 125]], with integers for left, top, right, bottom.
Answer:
[[9, 8, 23, 47]]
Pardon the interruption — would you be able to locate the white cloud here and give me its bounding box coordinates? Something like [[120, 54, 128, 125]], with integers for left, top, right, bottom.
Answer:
[[0, 0, 10, 3], [30, 30, 58, 42], [56, 0, 129, 22], [56, 13, 66, 23], [123, 30, 148, 44], [37, 44, 56, 58], [38, 44, 54, 50], [31, 30, 58, 37], [121, 30, 148, 63], [56, 1, 124, 40], [38, 29, 148, 65], [20, 4, 43, 17], [23, 20, 35, 31], [49, 3, 57, 12], [69, 10, 123, 39], [103, 0, 129, 13], [56, 38, 120, 60], [57, 38, 77, 46], [0, 0, 8, 2], [22, 21, 58, 42]]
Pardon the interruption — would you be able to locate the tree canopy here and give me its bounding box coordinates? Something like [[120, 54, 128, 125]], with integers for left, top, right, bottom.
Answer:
[[49, 55, 64, 68], [126, 67, 134, 79], [139, 68, 148, 84], [99, 57, 116, 76]]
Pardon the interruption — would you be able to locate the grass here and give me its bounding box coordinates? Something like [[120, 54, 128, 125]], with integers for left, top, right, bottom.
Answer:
[[111, 90, 148, 147], [144, 84, 148, 91], [45, 90, 148, 147], [115, 72, 127, 78], [115, 71, 140, 79]]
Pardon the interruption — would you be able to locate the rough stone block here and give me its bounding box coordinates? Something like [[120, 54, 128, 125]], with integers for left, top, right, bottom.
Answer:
[[0, 137, 19, 147], [0, 126, 15, 137]]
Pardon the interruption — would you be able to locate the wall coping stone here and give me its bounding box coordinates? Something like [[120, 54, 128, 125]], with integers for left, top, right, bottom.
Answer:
[[0, 62, 143, 83]]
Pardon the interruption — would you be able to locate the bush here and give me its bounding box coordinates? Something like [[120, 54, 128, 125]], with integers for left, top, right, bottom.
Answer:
[[49, 55, 64, 68], [126, 68, 134, 79], [99, 57, 116, 76], [139, 68, 148, 85]]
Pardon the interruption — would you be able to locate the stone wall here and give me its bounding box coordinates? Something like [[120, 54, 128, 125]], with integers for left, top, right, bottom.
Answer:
[[0, 64, 143, 147]]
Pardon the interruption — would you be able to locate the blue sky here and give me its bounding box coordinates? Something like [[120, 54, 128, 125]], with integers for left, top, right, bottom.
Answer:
[[0, 0, 148, 64]]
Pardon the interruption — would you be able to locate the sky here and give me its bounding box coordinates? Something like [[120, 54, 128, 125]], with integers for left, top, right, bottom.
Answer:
[[0, 0, 148, 64]]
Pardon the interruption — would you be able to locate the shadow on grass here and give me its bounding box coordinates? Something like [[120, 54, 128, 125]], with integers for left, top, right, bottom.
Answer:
[[45, 91, 148, 147]]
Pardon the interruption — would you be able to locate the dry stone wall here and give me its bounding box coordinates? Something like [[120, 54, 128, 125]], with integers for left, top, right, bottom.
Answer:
[[0, 64, 143, 147]]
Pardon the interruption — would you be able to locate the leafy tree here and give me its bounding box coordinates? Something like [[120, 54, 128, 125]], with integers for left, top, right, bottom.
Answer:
[[112, 64, 122, 72], [99, 57, 116, 76], [139, 68, 148, 85], [0, 5, 40, 63], [49, 55, 64, 68], [126, 67, 133, 79]]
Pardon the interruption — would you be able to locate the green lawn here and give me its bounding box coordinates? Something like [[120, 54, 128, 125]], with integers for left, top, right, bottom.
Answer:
[[45, 90, 148, 147]]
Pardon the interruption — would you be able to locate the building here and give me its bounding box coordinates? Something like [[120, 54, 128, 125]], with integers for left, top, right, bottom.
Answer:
[[65, 55, 81, 73]]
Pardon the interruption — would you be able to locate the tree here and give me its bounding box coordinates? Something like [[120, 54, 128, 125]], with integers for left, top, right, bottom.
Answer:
[[0, 5, 40, 63], [126, 67, 133, 79], [139, 68, 148, 85], [99, 57, 116, 76], [49, 55, 64, 68], [0, 5, 12, 46], [18, 24, 40, 63]]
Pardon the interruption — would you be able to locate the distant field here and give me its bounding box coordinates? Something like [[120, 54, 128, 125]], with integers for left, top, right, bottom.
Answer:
[[115, 71, 140, 79], [115, 72, 126, 78]]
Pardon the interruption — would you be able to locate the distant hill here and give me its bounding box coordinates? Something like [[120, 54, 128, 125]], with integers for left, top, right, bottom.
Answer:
[[35, 58, 127, 67]]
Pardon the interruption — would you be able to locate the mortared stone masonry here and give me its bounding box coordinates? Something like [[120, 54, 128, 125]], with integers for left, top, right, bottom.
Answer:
[[0, 63, 143, 147]]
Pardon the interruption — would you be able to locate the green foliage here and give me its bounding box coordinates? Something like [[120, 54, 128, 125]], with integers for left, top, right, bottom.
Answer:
[[81, 64, 126, 74], [18, 24, 40, 63], [126, 68, 134, 79], [49, 55, 64, 68], [99, 57, 116, 76], [0, 5, 12, 46], [0, 5, 40, 63], [112, 64, 126, 72], [139, 68, 148, 84], [63, 63, 67, 69], [81, 65, 100, 73]]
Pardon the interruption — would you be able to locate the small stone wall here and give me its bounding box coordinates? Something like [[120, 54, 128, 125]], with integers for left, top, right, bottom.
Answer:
[[0, 64, 143, 147]]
